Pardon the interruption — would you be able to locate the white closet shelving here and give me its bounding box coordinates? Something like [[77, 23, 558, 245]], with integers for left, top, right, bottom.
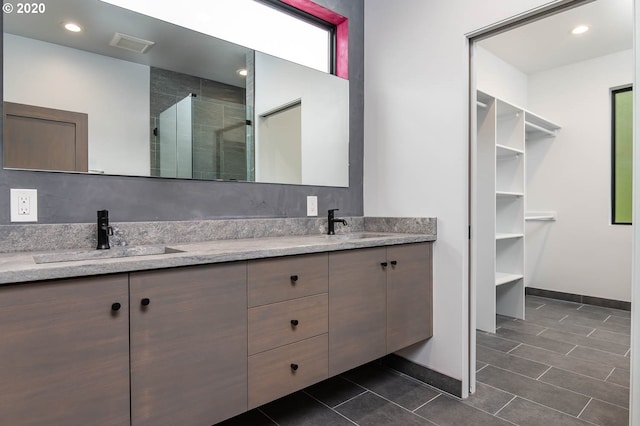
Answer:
[[475, 90, 560, 333]]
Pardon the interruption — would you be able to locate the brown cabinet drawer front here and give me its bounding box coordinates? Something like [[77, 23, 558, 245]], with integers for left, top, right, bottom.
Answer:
[[248, 253, 328, 306], [249, 294, 328, 355], [248, 334, 328, 409]]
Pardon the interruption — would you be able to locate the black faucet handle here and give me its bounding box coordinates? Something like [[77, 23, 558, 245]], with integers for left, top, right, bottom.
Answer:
[[96, 209, 112, 250]]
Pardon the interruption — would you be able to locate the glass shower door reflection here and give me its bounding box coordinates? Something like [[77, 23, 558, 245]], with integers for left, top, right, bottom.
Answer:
[[158, 94, 193, 178]]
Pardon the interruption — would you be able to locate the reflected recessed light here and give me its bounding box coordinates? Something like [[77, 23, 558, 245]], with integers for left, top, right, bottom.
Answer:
[[64, 22, 83, 33], [571, 25, 589, 35], [237, 68, 248, 77]]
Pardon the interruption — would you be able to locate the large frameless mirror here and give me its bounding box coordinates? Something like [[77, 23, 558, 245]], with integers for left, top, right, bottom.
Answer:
[[2, 0, 349, 186]]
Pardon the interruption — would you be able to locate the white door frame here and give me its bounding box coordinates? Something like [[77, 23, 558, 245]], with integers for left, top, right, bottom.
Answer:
[[630, 1, 640, 422], [466, 6, 639, 423]]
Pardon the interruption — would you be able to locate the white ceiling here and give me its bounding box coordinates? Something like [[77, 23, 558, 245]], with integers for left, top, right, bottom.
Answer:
[[3, 0, 250, 88], [478, 0, 633, 75]]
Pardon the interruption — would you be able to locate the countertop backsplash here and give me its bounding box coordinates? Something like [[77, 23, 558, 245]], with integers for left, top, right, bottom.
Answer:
[[0, 217, 436, 254]]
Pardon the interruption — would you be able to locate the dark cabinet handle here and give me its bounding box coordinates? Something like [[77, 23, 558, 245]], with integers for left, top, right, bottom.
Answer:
[[380, 262, 388, 267], [390, 260, 398, 266], [291, 319, 299, 326], [290, 363, 299, 371], [290, 275, 299, 282], [111, 302, 121, 311], [141, 298, 150, 306]]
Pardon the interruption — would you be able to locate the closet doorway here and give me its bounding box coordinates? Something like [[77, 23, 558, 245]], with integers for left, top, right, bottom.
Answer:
[[469, 0, 633, 401]]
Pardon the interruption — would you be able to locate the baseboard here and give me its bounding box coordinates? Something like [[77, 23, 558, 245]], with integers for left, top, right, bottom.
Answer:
[[525, 287, 631, 311], [381, 354, 463, 398]]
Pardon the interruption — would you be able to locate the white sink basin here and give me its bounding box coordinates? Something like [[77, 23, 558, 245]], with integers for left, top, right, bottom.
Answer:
[[33, 245, 183, 264]]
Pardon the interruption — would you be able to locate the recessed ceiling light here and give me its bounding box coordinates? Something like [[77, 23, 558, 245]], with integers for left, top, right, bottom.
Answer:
[[64, 22, 83, 33], [237, 68, 248, 77], [571, 25, 589, 35]]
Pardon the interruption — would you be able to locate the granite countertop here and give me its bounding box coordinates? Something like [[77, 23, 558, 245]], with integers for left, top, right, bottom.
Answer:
[[0, 232, 436, 285]]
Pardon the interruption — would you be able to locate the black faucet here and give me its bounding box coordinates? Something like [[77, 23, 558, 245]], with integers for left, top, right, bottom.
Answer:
[[96, 210, 113, 250], [328, 209, 347, 235]]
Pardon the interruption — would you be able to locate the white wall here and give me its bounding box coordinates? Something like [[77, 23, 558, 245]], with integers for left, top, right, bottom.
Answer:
[[4, 34, 150, 176], [476, 46, 529, 106], [526, 50, 633, 302], [364, 0, 562, 396], [254, 52, 349, 187]]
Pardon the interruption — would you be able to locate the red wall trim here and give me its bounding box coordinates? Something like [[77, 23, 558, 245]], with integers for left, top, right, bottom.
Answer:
[[278, 0, 349, 79]]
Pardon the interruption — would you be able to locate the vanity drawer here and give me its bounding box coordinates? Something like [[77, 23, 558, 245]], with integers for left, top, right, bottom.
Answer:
[[248, 334, 328, 409], [248, 253, 328, 307], [248, 293, 328, 355]]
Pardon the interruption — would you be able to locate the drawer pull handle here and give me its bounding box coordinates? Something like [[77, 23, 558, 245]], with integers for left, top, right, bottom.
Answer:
[[290, 275, 299, 283], [291, 319, 299, 327], [290, 363, 299, 371], [141, 298, 151, 307], [380, 262, 388, 268], [390, 260, 398, 266], [111, 302, 121, 311]]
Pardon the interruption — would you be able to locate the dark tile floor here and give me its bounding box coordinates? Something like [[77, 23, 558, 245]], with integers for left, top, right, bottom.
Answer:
[[218, 295, 631, 425]]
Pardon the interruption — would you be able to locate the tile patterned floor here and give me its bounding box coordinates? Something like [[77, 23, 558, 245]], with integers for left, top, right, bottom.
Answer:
[[218, 296, 630, 425]]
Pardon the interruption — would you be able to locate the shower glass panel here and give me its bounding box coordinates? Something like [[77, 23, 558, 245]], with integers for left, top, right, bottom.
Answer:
[[156, 94, 253, 181]]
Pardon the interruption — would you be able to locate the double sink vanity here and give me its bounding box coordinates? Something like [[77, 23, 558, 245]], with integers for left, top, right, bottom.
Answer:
[[0, 217, 436, 426]]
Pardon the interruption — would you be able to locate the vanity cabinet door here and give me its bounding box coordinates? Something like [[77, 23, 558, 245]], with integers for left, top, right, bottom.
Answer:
[[130, 263, 247, 426], [386, 243, 433, 353], [0, 275, 130, 426], [328, 247, 387, 376]]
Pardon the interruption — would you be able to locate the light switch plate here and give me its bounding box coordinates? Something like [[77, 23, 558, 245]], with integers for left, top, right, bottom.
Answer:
[[307, 196, 318, 216], [10, 189, 38, 222]]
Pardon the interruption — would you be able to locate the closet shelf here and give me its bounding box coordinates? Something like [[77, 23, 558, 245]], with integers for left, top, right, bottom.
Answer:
[[496, 233, 524, 240], [496, 144, 523, 158], [525, 211, 557, 221], [525, 121, 555, 137], [525, 216, 555, 221], [496, 191, 524, 198], [495, 272, 524, 286], [477, 90, 494, 108], [525, 111, 560, 139], [476, 90, 560, 332]]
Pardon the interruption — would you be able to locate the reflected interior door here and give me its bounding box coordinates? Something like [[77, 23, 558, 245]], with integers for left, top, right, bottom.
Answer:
[[257, 102, 302, 184], [3, 101, 88, 172]]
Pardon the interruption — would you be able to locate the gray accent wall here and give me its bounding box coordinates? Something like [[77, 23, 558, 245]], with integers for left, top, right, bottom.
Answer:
[[0, 0, 364, 224]]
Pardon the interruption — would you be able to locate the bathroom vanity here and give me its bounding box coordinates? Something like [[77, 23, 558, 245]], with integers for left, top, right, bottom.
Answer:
[[0, 229, 434, 425]]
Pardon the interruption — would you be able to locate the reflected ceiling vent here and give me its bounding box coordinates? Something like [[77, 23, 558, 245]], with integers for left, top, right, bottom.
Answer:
[[109, 32, 155, 53]]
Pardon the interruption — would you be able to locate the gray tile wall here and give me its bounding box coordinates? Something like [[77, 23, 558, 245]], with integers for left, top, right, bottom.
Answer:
[[0, 0, 364, 224], [149, 67, 246, 178]]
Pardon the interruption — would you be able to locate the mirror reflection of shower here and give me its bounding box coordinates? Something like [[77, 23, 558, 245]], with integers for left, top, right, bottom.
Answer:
[[155, 93, 254, 181]]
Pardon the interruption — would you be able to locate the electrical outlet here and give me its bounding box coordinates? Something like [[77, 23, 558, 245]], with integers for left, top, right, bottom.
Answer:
[[19, 195, 30, 215], [307, 196, 318, 216], [10, 189, 38, 222]]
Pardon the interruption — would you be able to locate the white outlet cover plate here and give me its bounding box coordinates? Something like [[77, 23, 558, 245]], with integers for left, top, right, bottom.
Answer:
[[307, 196, 318, 217], [10, 188, 38, 222]]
